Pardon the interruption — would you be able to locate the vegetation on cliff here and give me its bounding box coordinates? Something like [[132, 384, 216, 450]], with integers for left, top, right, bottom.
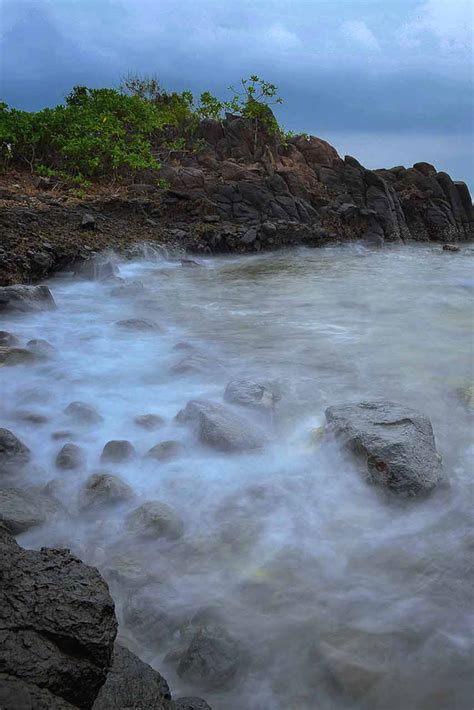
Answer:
[[0, 75, 284, 189]]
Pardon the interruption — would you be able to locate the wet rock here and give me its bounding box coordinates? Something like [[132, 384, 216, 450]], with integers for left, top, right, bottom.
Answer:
[[0, 330, 19, 347], [0, 525, 117, 708], [76, 256, 117, 281], [0, 487, 58, 533], [134, 413, 165, 430], [52, 430, 75, 440], [64, 400, 104, 424], [80, 472, 134, 508], [181, 258, 203, 267], [0, 347, 40, 366], [126, 501, 184, 540], [442, 243, 461, 252], [0, 428, 31, 472], [176, 623, 245, 691], [0, 674, 76, 709], [177, 399, 268, 452], [93, 645, 172, 710], [123, 585, 181, 647], [174, 698, 212, 710], [115, 318, 161, 332], [110, 280, 145, 297], [81, 212, 96, 230], [170, 354, 224, 376], [0, 284, 56, 313], [147, 440, 185, 461], [15, 410, 50, 425], [26, 338, 56, 359], [55, 443, 84, 470], [325, 401, 444, 495], [101, 440, 136, 463], [261, 221, 277, 237], [223, 378, 281, 412]]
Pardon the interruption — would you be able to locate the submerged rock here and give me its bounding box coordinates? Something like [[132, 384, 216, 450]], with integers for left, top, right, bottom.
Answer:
[[0, 428, 31, 473], [177, 399, 268, 452], [0, 330, 19, 347], [223, 378, 281, 412], [122, 585, 181, 647], [80, 472, 134, 508], [174, 698, 212, 710], [0, 525, 117, 708], [110, 280, 145, 297], [55, 443, 84, 470], [146, 440, 184, 461], [93, 645, 172, 710], [0, 284, 56, 313], [0, 487, 57, 533], [115, 318, 161, 332], [101, 440, 136, 464], [26, 338, 56, 359], [176, 623, 245, 691], [0, 347, 39, 366], [325, 400, 444, 495], [126, 501, 184, 540], [75, 255, 117, 280], [64, 400, 104, 424], [134, 413, 165, 430]]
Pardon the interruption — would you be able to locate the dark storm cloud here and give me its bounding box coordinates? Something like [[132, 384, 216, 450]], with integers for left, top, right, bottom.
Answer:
[[0, 0, 472, 186]]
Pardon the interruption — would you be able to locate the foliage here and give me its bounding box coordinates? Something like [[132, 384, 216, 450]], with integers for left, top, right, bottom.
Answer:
[[0, 74, 287, 183]]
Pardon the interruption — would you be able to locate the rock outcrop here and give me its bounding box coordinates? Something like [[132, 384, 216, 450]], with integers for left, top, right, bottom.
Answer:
[[325, 400, 444, 496], [0, 284, 56, 312]]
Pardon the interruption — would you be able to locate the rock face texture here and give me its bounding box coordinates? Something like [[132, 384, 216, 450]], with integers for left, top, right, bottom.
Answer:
[[0, 525, 117, 708], [0, 284, 56, 312], [325, 401, 444, 496]]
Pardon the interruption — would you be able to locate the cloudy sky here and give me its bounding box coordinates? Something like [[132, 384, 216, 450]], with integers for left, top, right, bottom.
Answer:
[[1, 0, 472, 189]]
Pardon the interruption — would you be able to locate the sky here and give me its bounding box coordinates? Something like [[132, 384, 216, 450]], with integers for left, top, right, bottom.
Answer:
[[0, 0, 473, 190]]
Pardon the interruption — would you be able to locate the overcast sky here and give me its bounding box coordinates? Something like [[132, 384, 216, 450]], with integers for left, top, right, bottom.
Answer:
[[1, 0, 472, 190]]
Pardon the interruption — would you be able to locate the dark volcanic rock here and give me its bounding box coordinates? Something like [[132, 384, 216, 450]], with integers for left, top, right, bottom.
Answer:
[[0, 674, 76, 709], [174, 698, 212, 710], [325, 400, 444, 496], [0, 525, 117, 708], [0, 284, 56, 313], [93, 645, 172, 710], [0, 428, 31, 473], [177, 399, 268, 452], [80, 472, 134, 508], [176, 623, 245, 691]]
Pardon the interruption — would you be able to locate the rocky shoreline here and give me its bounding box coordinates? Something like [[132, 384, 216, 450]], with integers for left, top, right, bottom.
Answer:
[[1, 116, 472, 286]]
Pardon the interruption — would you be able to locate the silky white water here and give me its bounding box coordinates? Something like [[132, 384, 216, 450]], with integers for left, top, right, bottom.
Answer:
[[1, 244, 473, 709]]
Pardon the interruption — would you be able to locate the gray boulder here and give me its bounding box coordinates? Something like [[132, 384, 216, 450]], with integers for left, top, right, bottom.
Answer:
[[0, 674, 76, 709], [0, 428, 31, 472], [0, 284, 56, 313], [177, 623, 245, 691], [0, 487, 57, 533], [93, 645, 172, 710], [80, 472, 134, 508], [0, 330, 19, 347], [134, 413, 165, 430], [115, 318, 161, 332], [101, 440, 136, 463], [325, 401, 444, 495], [0, 347, 40, 366], [126, 501, 184, 540], [75, 256, 117, 281], [64, 401, 104, 425], [55, 443, 84, 470], [223, 378, 280, 412], [147, 440, 184, 461], [26, 338, 56, 359], [122, 585, 181, 648], [0, 526, 117, 708], [177, 400, 267, 452]]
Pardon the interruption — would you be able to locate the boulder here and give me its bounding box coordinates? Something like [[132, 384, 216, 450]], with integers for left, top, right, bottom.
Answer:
[[76, 256, 117, 281], [0, 347, 40, 366], [0, 674, 76, 709], [0, 284, 56, 313], [101, 440, 136, 464], [122, 585, 180, 647], [26, 338, 56, 358], [0, 525, 117, 707], [442, 244, 460, 252], [0, 428, 31, 472], [80, 472, 134, 508], [115, 318, 161, 332], [0, 487, 57, 533], [174, 698, 212, 710], [146, 440, 184, 461], [134, 413, 165, 430], [325, 401, 444, 495], [64, 401, 104, 425], [92, 645, 172, 710], [0, 331, 19, 347], [177, 399, 267, 452], [223, 378, 280, 412], [126, 501, 184, 540], [177, 623, 245, 691], [55, 443, 84, 470]]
